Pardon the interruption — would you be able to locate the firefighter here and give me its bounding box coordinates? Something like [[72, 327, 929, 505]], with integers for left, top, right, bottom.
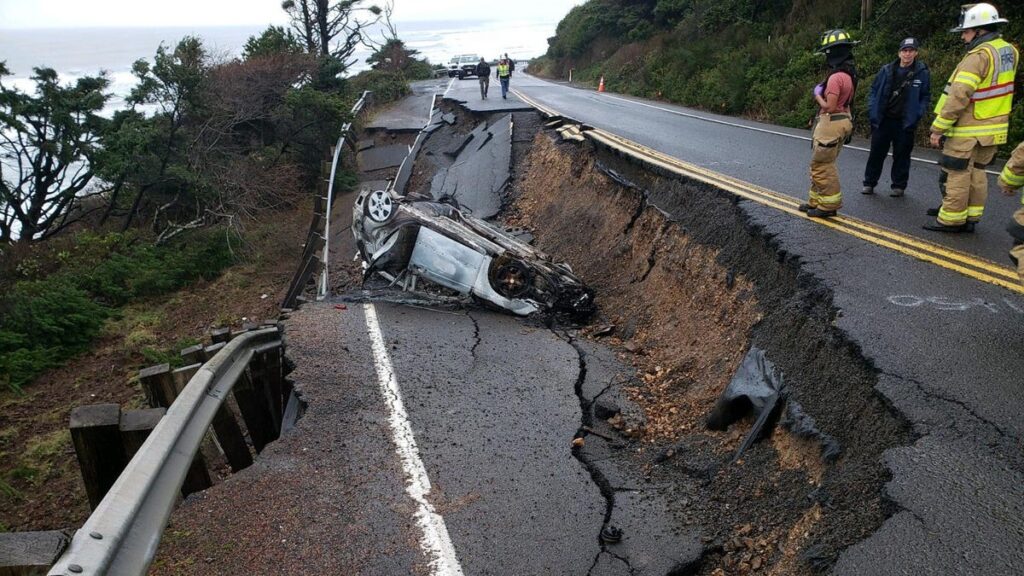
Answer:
[[926, 3, 1018, 233], [997, 140, 1024, 283], [800, 29, 858, 218]]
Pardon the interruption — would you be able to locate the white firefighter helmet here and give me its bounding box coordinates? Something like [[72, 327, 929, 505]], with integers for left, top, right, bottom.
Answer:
[[951, 3, 1009, 32]]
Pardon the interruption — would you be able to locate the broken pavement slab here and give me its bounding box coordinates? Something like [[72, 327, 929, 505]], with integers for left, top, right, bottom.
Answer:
[[429, 114, 512, 219], [365, 78, 445, 132], [356, 144, 409, 172]]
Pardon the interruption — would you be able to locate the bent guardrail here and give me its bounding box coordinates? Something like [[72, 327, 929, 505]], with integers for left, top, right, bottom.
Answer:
[[46, 327, 283, 576], [283, 90, 372, 309]]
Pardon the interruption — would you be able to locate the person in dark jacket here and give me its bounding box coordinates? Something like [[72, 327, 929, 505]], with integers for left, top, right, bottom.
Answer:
[[862, 37, 931, 197], [476, 57, 490, 99]]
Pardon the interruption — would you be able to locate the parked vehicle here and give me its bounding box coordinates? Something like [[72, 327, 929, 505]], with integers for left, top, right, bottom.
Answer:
[[352, 189, 595, 319], [445, 56, 461, 78], [456, 54, 481, 79]]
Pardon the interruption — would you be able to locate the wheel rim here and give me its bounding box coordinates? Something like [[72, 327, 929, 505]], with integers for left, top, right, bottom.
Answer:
[[493, 262, 530, 298], [367, 190, 393, 222]]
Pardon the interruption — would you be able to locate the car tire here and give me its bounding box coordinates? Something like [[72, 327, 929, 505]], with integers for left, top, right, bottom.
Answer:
[[364, 189, 396, 223], [488, 257, 532, 298]]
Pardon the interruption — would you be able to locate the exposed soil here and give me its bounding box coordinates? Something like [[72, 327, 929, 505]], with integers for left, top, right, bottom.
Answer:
[[507, 131, 912, 575], [0, 205, 309, 531]]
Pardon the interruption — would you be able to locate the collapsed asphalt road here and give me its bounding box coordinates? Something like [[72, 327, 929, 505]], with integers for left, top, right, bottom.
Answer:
[[154, 79, 1024, 575]]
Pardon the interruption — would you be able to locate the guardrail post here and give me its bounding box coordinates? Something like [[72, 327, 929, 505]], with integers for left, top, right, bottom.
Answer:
[[119, 408, 166, 457], [0, 530, 72, 576], [210, 327, 232, 344], [249, 343, 284, 437], [138, 364, 176, 409], [69, 404, 127, 509], [232, 365, 276, 454], [200, 343, 255, 471], [172, 365, 213, 495], [180, 343, 206, 365]]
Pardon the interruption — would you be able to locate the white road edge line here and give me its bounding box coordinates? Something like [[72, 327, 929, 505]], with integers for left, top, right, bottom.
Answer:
[[598, 92, 1002, 176], [444, 76, 456, 97], [364, 303, 465, 576]]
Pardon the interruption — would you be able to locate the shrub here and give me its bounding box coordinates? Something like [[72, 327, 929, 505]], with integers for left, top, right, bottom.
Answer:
[[0, 229, 236, 391]]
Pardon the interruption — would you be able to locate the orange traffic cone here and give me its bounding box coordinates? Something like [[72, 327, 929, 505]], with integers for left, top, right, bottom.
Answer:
[[598, 76, 605, 92]]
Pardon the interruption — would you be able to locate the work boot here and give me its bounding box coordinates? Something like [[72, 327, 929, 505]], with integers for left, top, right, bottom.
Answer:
[[922, 221, 968, 233], [807, 208, 837, 218], [798, 203, 814, 212], [861, 186, 875, 195], [964, 221, 977, 232], [926, 207, 940, 216], [890, 188, 905, 197]]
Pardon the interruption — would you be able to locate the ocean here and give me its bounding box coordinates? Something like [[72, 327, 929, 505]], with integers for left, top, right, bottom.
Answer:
[[0, 19, 559, 108]]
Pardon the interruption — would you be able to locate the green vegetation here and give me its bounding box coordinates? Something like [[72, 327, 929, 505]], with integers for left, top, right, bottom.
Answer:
[[0, 230, 235, 392], [534, 1, 1024, 149]]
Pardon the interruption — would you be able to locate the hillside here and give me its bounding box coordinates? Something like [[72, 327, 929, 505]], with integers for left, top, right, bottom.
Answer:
[[532, 0, 1024, 147]]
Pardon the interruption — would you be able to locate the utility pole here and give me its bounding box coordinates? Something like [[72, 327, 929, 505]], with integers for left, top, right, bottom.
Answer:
[[861, 0, 874, 30]]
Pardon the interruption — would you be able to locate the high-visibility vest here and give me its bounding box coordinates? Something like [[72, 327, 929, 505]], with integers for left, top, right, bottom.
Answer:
[[934, 38, 1018, 139], [497, 63, 510, 77]]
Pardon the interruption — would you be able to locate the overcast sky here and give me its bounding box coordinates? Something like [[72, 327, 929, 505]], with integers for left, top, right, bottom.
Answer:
[[0, 0, 582, 29]]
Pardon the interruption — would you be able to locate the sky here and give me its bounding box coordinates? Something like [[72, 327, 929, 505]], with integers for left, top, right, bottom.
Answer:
[[0, 0, 582, 29]]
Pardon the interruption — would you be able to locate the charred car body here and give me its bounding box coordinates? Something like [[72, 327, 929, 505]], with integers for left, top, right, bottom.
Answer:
[[352, 189, 594, 319]]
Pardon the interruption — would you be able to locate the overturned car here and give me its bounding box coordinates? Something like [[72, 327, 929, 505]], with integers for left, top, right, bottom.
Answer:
[[352, 189, 594, 319]]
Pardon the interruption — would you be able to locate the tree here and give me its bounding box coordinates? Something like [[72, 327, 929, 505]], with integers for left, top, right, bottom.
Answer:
[[280, 0, 383, 70], [243, 26, 305, 60], [0, 63, 110, 244], [116, 37, 209, 231], [366, 39, 434, 79]]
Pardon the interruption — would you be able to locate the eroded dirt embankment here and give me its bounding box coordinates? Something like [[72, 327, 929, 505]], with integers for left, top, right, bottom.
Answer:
[[508, 131, 912, 575]]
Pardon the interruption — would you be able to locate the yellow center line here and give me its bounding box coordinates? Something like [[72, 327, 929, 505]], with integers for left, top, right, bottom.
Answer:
[[593, 128, 1019, 281], [512, 88, 1023, 294]]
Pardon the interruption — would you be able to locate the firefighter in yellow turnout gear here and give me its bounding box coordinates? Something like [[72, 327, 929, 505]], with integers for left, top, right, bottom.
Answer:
[[997, 141, 1024, 284], [800, 29, 858, 218], [927, 3, 1018, 233]]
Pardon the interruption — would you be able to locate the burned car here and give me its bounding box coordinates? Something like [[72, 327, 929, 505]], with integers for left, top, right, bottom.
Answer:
[[352, 189, 594, 319]]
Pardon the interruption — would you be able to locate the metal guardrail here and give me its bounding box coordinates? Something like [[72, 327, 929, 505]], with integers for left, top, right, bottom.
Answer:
[[47, 328, 280, 576], [282, 91, 372, 308]]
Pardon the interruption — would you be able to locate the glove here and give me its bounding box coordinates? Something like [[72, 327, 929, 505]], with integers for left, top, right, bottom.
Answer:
[[813, 83, 825, 98]]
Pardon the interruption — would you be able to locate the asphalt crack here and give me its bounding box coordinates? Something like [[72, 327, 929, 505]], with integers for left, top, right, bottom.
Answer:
[[466, 310, 481, 361], [553, 329, 639, 576], [881, 369, 1013, 440]]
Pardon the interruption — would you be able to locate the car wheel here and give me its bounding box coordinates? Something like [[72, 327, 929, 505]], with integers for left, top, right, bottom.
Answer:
[[365, 190, 395, 223], [489, 257, 532, 298]]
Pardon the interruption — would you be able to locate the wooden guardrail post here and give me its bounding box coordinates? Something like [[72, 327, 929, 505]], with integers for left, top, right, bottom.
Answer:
[[191, 343, 253, 472], [210, 327, 231, 344], [119, 408, 165, 457], [231, 361, 276, 454], [171, 364, 213, 495], [249, 343, 283, 437], [180, 343, 206, 365], [138, 364, 177, 409], [0, 530, 72, 576], [69, 404, 127, 509]]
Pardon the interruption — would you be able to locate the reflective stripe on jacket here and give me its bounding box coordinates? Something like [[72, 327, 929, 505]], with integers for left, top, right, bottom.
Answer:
[[497, 63, 510, 78], [1000, 141, 1024, 191], [932, 37, 1018, 144]]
